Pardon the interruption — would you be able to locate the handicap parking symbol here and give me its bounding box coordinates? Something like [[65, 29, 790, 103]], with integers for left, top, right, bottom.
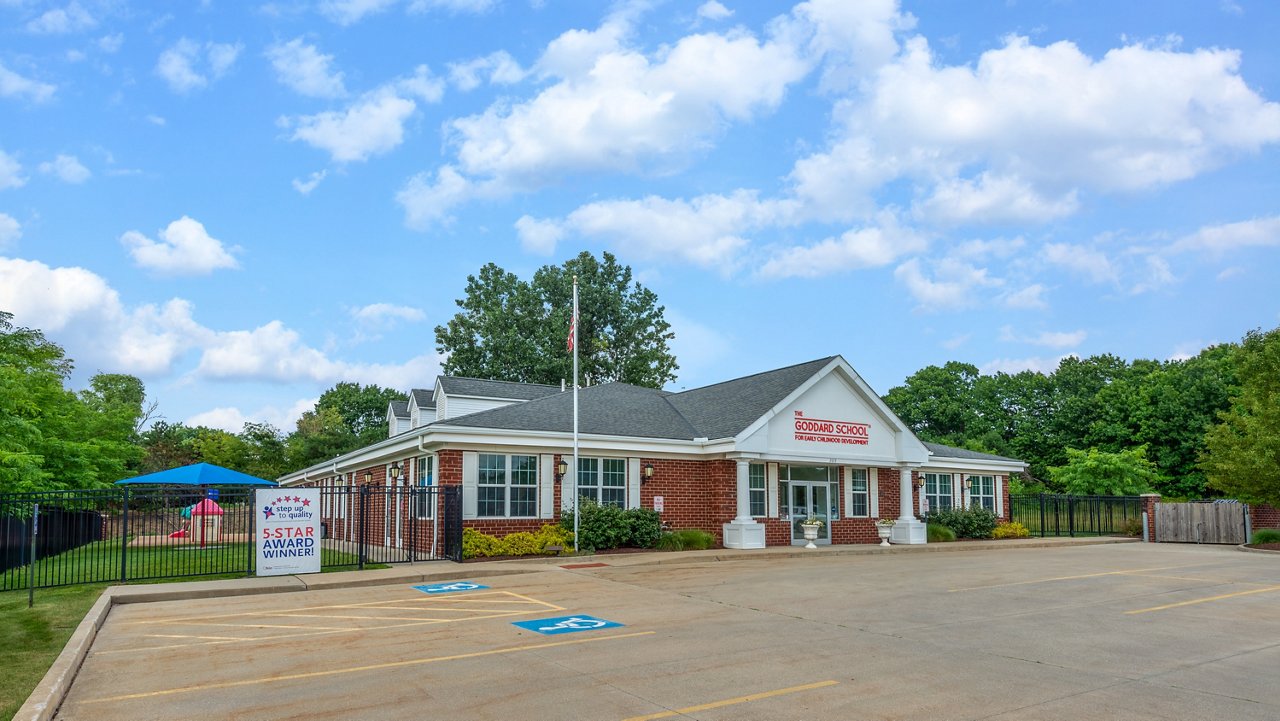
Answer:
[[512, 615, 623, 635], [413, 581, 490, 594]]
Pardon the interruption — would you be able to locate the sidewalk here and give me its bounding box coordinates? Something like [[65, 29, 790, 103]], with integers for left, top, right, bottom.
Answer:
[[17, 535, 1137, 721]]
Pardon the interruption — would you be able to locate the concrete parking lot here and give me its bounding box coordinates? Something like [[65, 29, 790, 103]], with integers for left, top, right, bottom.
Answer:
[[54, 542, 1280, 720]]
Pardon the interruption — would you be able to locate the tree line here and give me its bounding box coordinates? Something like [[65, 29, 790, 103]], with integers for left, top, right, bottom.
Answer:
[[881, 326, 1279, 505], [2, 252, 1276, 508]]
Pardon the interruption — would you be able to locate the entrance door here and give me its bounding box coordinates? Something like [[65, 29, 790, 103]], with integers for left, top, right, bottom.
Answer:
[[790, 482, 831, 543]]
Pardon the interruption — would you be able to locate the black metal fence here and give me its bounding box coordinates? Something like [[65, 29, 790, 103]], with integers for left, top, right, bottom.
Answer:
[[1009, 494, 1144, 537], [0, 484, 462, 593]]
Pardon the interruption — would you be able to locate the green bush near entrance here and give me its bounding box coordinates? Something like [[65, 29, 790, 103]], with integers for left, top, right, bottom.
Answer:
[[1251, 528, 1280, 545], [656, 528, 716, 551], [923, 507, 999, 539], [559, 499, 661, 552], [927, 523, 956, 542]]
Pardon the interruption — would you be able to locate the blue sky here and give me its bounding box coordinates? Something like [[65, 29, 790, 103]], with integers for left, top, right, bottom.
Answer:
[[2, 0, 1278, 433]]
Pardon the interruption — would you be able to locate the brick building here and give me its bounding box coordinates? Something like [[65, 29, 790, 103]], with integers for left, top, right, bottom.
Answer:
[[279, 356, 1024, 548]]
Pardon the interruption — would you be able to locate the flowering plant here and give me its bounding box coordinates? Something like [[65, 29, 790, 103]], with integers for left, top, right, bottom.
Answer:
[[800, 516, 824, 528], [876, 518, 897, 527]]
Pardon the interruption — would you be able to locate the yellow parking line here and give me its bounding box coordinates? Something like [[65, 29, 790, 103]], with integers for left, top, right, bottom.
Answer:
[[84, 631, 655, 703], [948, 565, 1193, 592], [1124, 573, 1271, 586], [621, 680, 840, 721], [1126, 585, 1280, 614]]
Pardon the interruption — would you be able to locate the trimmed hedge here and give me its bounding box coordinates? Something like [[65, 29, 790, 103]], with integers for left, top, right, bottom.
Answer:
[[462, 524, 574, 560], [993, 521, 1030, 539], [922, 507, 999, 539], [559, 499, 661, 552]]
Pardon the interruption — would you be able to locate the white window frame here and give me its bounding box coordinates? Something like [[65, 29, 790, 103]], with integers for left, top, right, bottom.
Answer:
[[577, 457, 627, 508], [414, 455, 434, 519], [925, 472, 953, 512], [847, 468, 869, 517], [968, 474, 995, 511], [477, 453, 539, 518], [748, 463, 766, 518]]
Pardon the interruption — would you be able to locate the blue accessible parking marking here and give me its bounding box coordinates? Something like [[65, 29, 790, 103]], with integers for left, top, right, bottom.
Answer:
[[512, 615, 623, 635], [413, 581, 490, 594]]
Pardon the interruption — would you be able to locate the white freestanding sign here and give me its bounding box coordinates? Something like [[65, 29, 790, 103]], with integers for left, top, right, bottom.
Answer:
[[256, 488, 321, 576]]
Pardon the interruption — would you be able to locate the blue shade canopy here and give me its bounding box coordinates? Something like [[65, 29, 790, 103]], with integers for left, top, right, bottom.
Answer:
[[115, 463, 278, 487]]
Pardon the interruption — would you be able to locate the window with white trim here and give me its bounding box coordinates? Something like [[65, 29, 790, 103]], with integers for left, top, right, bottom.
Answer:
[[577, 457, 626, 508], [848, 468, 869, 517], [925, 473, 953, 512], [414, 455, 434, 519], [478, 453, 538, 517], [749, 463, 766, 517], [968, 475, 995, 511]]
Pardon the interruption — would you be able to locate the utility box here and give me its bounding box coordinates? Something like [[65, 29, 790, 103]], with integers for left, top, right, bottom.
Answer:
[[191, 498, 224, 547]]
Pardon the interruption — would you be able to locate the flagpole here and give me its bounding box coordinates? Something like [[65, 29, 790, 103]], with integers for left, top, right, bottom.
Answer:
[[571, 275, 580, 552]]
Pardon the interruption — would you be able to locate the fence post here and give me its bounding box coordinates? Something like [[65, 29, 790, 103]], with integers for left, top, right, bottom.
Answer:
[[28, 502, 39, 608], [120, 486, 130, 583], [1067, 497, 1075, 537], [1039, 493, 1046, 538], [247, 488, 256, 577], [358, 485, 368, 571]]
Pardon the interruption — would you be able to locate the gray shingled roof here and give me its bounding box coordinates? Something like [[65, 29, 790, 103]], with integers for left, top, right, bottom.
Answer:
[[390, 400, 409, 419], [667, 357, 837, 440], [439, 357, 838, 441], [410, 388, 435, 409], [439, 383, 699, 439], [438, 376, 562, 401], [924, 442, 1020, 463]]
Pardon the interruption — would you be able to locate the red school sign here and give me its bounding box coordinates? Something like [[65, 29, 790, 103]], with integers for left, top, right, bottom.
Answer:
[[793, 410, 870, 445]]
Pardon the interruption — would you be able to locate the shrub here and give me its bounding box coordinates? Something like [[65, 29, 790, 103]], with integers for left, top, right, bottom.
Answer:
[[927, 523, 956, 542], [560, 500, 664, 552], [674, 528, 715, 550], [1119, 517, 1144, 537], [1251, 528, 1280, 545], [922, 507, 998, 539], [992, 521, 1030, 539], [656, 532, 683, 551], [462, 528, 502, 559], [499, 531, 540, 556], [531, 523, 574, 552]]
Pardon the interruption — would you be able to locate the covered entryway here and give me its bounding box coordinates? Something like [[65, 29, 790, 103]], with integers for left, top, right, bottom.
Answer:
[[780, 465, 839, 545]]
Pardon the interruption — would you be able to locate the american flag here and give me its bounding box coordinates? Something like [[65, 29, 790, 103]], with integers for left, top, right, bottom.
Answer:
[[568, 306, 576, 351]]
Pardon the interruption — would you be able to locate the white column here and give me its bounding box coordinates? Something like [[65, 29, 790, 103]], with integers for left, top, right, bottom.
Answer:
[[898, 466, 915, 521], [734, 459, 752, 523]]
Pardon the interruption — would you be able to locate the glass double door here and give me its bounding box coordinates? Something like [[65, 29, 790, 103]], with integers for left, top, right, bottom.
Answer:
[[789, 482, 833, 543]]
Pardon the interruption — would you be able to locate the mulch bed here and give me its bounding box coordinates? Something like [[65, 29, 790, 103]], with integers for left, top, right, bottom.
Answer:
[[1246, 542, 1280, 551]]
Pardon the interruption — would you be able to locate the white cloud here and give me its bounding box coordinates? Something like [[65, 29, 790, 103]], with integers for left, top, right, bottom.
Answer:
[[146, 114, 166, 126], [266, 38, 346, 98], [0, 149, 25, 189], [1215, 266, 1244, 281], [284, 66, 443, 163], [1000, 325, 1086, 349], [1131, 254, 1176, 294], [0, 61, 56, 103], [513, 215, 564, 255], [1002, 283, 1048, 310], [941, 334, 970, 350], [186, 397, 317, 434], [1171, 216, 1280, 254], [98, 33, 123, 53], [350, 303, 425, 324], [292, 170, 327, 195], [0, 213, 20, 249], [318, 0, 397, 25], [1043, 242, 1119, 284], [38, 154, 91, 184], [26, 2, 95, 34], [156, 39, 242, 93], [666, 309, 732, 388], [760, 213, 926, 278], [448, 51, 524, 91], [400, 10, 811, 225], [697, 1, 733, 21], [914, 173, 1079, 225], [980, 355, 1072, 376], [893, 257, 1002, 311], [408, 0, 496, 14], [286, 92, 417, 163], [120, 216, 241, 275]]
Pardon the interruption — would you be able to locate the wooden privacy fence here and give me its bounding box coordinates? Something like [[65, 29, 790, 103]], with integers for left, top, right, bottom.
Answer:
[[1153, 502, 1247, 544]]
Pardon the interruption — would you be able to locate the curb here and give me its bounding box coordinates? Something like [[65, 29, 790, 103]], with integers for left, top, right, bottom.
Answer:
[[1237, 543, 1280, 555], [14, 534, 1138, 718]]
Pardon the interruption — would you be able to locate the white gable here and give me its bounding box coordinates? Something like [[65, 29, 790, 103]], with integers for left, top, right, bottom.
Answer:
[[736, 360, 928, 465]]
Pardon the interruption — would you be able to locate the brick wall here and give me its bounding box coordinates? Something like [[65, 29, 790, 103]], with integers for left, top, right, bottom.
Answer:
[[1250, 503, 1279, 530]]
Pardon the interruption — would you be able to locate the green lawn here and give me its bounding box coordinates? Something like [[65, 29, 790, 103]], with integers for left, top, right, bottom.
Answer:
[[0, 583, 107, 719]]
